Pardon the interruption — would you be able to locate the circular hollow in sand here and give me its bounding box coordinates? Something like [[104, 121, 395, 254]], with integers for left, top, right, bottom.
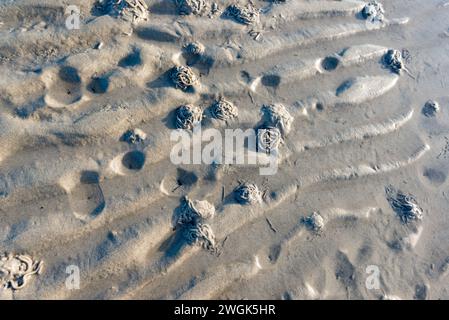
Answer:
[[261, 74, 281, 88], [211, 98, 238, 121], [321, 56, 340, 71], [175, 104, 203, 129], [122, 150, 146, 170], [175, 0, 207, 15], [257, 127, 282, 153]]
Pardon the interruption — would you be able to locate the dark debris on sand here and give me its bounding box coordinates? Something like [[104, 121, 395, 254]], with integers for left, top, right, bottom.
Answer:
[[385, 185, 423, 223]]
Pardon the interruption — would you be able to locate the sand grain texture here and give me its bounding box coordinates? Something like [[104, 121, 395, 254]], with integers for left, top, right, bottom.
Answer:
[[0, 0, 448, 300]]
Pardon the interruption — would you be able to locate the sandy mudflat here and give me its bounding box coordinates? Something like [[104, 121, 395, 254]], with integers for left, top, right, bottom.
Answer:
[[0, 0, 448, 300]]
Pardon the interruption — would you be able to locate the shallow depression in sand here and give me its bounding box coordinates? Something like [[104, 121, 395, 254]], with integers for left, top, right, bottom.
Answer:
[[44, 66, 83, 107]]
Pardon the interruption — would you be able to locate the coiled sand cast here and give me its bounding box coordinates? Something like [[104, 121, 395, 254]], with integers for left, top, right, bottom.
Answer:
[[0, 253, 43, 290], [175, 104, 203, 130]]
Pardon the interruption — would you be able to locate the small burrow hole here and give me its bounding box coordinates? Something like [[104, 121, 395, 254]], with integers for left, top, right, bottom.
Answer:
[[122, 151, 146, 170]]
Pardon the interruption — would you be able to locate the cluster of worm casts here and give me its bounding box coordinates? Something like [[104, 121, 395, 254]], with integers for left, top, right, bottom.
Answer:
[[0, 253, 43, 291]]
